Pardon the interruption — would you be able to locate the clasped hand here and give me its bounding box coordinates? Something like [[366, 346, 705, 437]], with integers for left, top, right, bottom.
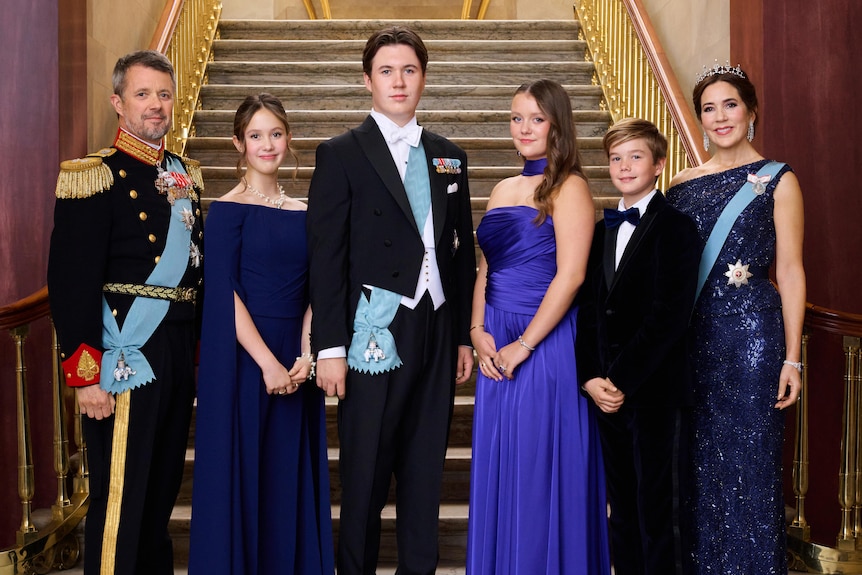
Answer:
[[472, 330, 529, 381]]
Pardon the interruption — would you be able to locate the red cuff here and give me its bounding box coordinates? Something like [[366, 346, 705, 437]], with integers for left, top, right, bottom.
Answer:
[[62, 343, 103, 387]]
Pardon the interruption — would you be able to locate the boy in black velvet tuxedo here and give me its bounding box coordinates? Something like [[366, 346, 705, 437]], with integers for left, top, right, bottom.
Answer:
[[576, 118, 700, 575]]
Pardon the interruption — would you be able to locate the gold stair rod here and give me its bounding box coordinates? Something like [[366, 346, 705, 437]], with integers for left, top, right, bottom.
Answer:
[[789, 332, 810, 541], [12, 325, 36, 543]]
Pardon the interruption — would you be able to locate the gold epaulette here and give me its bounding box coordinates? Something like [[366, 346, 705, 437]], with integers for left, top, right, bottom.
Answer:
[[183, 157, 205, 191], [55, 149, 116, 199]]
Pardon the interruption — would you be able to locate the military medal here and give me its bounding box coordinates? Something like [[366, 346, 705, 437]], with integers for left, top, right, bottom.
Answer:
[[725, 259, 753, 287], [180, 207, 195, 230], [189, 243, 201, 268], [433, 157, 462, 174], [113, 351, 137, 381], [363, 334, 386, 362], [746, 173, 772, 195], [156, 166, 195, 205]]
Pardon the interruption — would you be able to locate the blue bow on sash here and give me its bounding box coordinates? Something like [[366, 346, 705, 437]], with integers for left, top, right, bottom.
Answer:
[[100, 157, 193, 393]]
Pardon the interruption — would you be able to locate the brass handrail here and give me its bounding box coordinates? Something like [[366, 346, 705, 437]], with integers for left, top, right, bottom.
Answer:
[[149, 0, 223, 156], [573, 0, 708, 189], [0, 288, 88, 575], [788, 304, 862, 572]]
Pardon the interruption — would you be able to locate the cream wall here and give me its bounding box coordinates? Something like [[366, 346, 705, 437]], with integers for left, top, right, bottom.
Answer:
[[640, 0, 729, 113], [88, 0, 166, 150]]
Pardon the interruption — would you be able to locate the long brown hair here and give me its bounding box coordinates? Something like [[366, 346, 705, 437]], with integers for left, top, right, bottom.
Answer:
[[232, 93, 299, 179], [514, 80, 586, 223]]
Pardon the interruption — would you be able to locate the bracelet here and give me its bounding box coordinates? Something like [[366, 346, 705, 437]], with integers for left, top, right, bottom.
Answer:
[[297, 352, 317, 380], [470, 324, 485, 332], [518, 335, 536, 352], [783, 360, 802, 372]]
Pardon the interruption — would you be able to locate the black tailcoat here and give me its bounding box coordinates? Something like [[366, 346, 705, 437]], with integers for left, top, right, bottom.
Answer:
[[306, 116, 475, 575]]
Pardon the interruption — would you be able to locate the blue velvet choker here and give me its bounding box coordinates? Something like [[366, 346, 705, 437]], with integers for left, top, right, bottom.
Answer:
[[522, 157, 548, 176]]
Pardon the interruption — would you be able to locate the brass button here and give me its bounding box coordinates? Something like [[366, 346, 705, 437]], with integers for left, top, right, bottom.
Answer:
[[119, 170, 127, 178], [148, 234, 157, 243], [139, 212, 148, 221], [198, 231, 203, 239], [60, 352, 66, 359], [154, 256, 160, 263], [195, 208, 201, 216], [129, 190, 138, 199], [66, 372, 72, 378]]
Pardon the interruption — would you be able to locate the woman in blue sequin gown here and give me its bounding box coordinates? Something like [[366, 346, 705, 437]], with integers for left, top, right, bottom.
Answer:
[[189, 95, 333, 575], [667, 68, 805, 575], [466, 80, 610, 575]]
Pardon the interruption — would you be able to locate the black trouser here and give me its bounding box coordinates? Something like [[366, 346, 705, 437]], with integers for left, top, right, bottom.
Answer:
[[597, 405, 679, 575], [337, 295, 456, 575], [82, 321, 195, 575]]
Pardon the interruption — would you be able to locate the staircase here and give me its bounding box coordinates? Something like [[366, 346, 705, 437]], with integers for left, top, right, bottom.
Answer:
[[59, 18, 614, 575]]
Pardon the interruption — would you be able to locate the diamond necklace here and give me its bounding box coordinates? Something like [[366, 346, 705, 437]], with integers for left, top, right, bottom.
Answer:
[[243, 178, 286, 209]]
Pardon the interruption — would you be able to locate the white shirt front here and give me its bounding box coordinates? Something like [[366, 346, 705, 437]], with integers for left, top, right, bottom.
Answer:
[[317, 111, 445, 360], [614, 190, 657, 270]]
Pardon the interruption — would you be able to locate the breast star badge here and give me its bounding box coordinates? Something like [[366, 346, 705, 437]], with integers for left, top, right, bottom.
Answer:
[[725, 259, 753, 287]]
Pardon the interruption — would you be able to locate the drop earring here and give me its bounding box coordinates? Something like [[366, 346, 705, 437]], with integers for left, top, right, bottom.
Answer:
[[747, 121, 755, 142], [703, 131, 710, 152]]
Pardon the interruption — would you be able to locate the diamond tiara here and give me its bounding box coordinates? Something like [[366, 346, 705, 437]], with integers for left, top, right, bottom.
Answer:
[[695, 61, 746, 85]]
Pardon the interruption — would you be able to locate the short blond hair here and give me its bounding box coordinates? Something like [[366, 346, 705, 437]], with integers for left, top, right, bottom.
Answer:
[[602, 117, 667, 163]]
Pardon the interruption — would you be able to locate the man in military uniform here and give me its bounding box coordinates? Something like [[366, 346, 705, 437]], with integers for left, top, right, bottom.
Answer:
[[47, 50, 203, 575]]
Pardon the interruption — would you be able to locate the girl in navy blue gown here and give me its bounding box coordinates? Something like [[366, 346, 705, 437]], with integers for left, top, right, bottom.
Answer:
[[188, 94, 334, 575], [466, 79, 610, 574], [668, 66, 805, 574]]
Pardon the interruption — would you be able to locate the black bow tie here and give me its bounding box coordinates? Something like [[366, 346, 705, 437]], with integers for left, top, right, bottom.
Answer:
[[604, 207, 641, 229]]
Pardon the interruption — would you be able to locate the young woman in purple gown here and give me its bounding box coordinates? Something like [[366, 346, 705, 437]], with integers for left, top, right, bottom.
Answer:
[[466, 79, 610, 574], [188, 94, 334, 575], [668, 66, 805, 575]]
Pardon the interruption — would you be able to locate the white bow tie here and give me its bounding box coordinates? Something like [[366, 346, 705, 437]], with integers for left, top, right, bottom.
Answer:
[[387, 124, 422, 146]]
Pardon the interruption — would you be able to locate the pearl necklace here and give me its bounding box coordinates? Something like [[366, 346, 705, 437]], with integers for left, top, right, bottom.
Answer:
[[244, 178, 286, 209]]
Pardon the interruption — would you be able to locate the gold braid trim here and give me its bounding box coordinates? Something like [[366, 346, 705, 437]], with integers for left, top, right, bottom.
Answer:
[[103, 282, 197, 304], [183, 157, 205, 191], [55, 155, 115, 199], [101, 390, 131, 575]]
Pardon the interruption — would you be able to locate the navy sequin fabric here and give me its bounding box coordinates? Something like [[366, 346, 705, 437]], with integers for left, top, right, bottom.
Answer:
[[667, 160, 791, 575]]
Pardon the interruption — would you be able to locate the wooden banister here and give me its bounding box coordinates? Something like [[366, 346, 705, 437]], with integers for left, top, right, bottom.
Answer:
[[622, 0, 708, 166]]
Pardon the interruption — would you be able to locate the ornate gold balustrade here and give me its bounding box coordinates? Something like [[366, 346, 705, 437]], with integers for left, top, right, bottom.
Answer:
[[787, 304, 862, 573], [574, 0, 708, 188], [0, 287, 88, 575], [150, 0, 223, 156]]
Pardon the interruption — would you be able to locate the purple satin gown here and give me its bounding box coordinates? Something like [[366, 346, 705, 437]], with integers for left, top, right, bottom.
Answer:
[[466, 206, 610, 574]]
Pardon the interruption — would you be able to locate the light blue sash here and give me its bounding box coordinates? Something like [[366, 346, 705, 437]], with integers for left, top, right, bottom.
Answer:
[[348, 288, 403, 374], [404, 142, 430, 229], [694, 161, 784, 301], [100, 157, 193, 393]]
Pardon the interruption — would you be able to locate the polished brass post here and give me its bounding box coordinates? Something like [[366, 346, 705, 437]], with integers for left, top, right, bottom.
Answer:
[[51, 324, 71, 520], [853, 341, 862, 543], [789, 332, 811, 540], [72, 388, 89, 495], [837, 336, 860, 550], [12, 325, 37, 543]]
